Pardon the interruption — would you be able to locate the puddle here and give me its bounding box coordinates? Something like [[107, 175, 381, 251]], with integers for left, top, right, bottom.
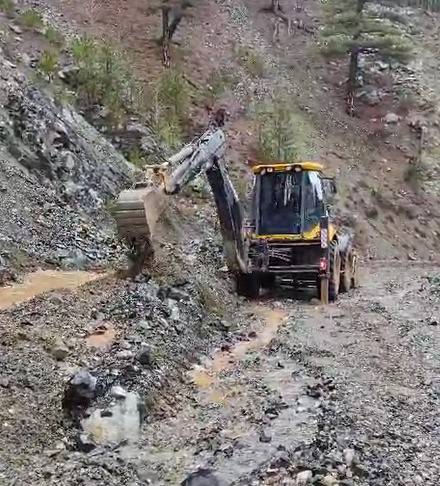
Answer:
[[0, 270, 103, 310], [86, 324, 116, 349], [190, 307, 287, 403]]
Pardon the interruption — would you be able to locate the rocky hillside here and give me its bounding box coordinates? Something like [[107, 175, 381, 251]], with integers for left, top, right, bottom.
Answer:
[[0, 0, 439, 275], [1, 1, 440, 485]]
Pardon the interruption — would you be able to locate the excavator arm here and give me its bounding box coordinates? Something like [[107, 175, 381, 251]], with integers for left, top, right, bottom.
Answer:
[[205, 156, 247, 273], [112, 117, 248, 275]]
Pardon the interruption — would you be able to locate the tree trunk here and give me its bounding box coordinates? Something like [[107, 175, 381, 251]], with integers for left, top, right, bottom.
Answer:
[[161, 6, 170, 44], [160, 3, 187, 67], [346, 46, 359, 116], [168, 11, 184, 40], [345, 0, 366, 115]]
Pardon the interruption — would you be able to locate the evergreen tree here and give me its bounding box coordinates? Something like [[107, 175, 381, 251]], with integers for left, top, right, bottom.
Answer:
[[321, 0, 413, 114]]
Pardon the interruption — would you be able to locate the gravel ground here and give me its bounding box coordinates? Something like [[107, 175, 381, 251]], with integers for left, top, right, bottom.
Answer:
[[1, 263, 439, 485]]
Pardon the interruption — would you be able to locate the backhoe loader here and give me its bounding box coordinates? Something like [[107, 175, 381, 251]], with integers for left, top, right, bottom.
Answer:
[[111, 113, 356, 303]]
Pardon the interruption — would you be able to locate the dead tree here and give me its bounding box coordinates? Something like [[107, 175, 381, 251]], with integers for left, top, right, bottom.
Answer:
[[160, 0, 192, 67], [261, 0, 293, 38]]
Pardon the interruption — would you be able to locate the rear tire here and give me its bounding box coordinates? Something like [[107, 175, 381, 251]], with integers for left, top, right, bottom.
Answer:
[[317, 276, 329, 304], [236, 273, 260, 298], [351, 253, 358, 289], [340, 248, 353, 293], [329, 241, 341, 302]]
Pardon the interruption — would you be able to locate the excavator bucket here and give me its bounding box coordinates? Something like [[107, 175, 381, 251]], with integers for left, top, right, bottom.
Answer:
[[111, 185, 166, 273]]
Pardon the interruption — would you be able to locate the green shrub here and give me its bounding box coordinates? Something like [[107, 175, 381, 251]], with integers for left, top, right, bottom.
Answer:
[[404, 163, 424, 190], [397, 88, 418, 112], [196, 279, 227, 318], [69, 36, 139, 126], [155, 69, 190, 120], [254, 97, 299, 162], [20, 9, 43, 29], [127, 147, 146, 168], [38, 49, 59, 78], [44, 26, 64, 46], [0, 0, 14, 14], [148, 69, 191, 149], [205, 67, 239, 103]]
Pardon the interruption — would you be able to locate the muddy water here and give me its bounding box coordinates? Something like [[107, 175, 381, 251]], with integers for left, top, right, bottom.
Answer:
[[190, 307, 288, 403], [130, 304, 317, 484], [182, 305, 317, 484], [0, 270, 103, 310]]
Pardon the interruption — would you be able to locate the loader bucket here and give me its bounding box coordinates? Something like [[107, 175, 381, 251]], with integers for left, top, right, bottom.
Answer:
[[111, 186, 167, 273]]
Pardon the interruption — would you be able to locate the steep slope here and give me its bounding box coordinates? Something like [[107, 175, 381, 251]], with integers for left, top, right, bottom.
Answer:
[[0, 55, 133, 279], [24, 0, 440, 262]]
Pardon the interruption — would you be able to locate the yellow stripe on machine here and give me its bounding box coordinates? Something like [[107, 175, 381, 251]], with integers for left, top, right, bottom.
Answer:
[[251, 224, 336, 242], [251, 161, 324, 174]]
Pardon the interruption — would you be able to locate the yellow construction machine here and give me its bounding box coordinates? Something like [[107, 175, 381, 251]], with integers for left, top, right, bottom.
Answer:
[[111, 114, 357, 303]]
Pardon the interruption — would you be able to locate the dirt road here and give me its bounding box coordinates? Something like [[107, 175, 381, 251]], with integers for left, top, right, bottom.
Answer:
[[0, 263, 439, 485]]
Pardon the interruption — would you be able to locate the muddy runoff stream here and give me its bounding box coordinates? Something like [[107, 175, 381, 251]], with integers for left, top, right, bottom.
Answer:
[[0, 269, 105, 309], [122, 303, 318, 485]]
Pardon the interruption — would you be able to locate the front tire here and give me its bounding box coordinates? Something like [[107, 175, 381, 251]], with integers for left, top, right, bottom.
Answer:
[[260, 274, 276, 289], [236, 273, 260, 298]]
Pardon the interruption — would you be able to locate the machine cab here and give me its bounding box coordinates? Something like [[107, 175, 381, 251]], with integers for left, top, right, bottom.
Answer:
[[250, 162, 330, 239]]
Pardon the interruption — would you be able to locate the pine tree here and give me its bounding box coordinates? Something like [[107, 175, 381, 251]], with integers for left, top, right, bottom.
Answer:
[[321, 0, 413, 114], [255, 97, 298, 162]]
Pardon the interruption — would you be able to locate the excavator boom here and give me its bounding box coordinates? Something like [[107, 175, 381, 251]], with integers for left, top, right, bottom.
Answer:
[[164, 128, 226, 194], [111, 119, 247, 275]]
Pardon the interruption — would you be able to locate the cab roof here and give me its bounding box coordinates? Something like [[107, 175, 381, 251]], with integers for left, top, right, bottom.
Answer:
[[251, 161, 324, 174]]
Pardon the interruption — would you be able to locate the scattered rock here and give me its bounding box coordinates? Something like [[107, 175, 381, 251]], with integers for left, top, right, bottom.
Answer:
[[136, 343, 152, 366], [77, 433, 97, 453], [358, 87, 382, 106], [0, 377, 10, 388], [62, 369, 97, 415], [296, 470, 313, 485], [116, 350, 134, 360], [111, 385, 127, 399], [181, 469, 220, 486], [343, 448, 355, 467], [168, 287, 190, 301], [58, 65, 79, 82], [320, 475, 339, 486], [384, 113, 399, 124], [351, 463, 369, 478], [9, 24, 23, 35]]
